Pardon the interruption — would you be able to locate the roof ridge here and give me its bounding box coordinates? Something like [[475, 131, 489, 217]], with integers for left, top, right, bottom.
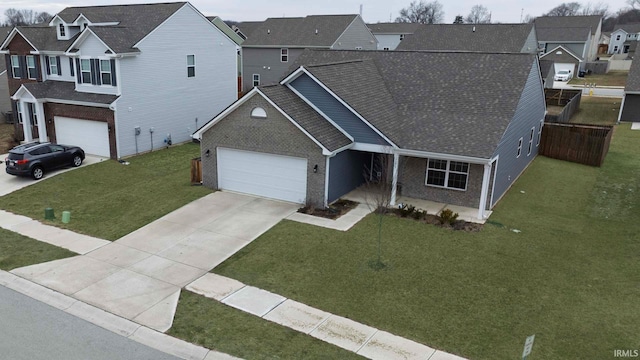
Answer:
[[306, 59, 365, 67]]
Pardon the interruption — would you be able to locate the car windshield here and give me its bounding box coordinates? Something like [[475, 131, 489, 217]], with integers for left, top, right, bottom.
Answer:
[[558, 70, 570, 75], [7, 153, 23, 160]]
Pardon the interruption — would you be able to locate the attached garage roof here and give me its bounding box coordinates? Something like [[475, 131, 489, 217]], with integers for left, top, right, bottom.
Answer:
[[21, 81, 119, 105]]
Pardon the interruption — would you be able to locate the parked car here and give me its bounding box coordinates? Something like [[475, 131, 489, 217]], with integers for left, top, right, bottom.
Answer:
[[554, 69, 572, 81], [5, 142, 85, 180]]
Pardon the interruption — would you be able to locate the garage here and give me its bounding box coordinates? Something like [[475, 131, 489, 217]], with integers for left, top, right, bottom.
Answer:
[[553, 63, 577, 77], [217, 147, 307, 203], [54, 117, 110, 157]]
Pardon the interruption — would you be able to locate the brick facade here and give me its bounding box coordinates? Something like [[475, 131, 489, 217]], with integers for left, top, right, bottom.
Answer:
[[5, 34, 41, 95], [200, 94, 326, 206]]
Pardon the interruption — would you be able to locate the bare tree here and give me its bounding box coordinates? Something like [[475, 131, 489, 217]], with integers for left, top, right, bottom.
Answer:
[[579, 2, 609, 16], [3, 8, 52, 26], [395, 1, 444, 24], [628, 0, 640, 9], [465, 5, 491, 24], [453, 15, 464, 24], [544, 2, 582, 16]]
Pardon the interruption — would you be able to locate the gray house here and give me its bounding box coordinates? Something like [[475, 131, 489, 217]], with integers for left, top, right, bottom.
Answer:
[[609, 23, 640, 55], [534, 15, 602, 62], [240, 14, 377, 92], [396, 23, 538, 53], [619, 43, 640, 122], [367, 22, 420, 50], [194, 50, 546, 220]]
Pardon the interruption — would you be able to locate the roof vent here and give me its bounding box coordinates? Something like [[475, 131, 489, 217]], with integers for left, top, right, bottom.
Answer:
[[472, 26, 476, 32], [315, 29, 318, 35], [267, 29, 270, 34]]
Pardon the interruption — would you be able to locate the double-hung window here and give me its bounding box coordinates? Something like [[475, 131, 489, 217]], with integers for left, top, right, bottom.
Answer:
[[80, 59, 91, 83], [59, 24, 66, 37], [15, 102, 23, 124], [100, 60, 112, 85], [527, 127, 535, 156], [425, 159, 469, 190], [10, 55, 20, 78], [517, 137, 523, 158], [280, 48, 288, 62], [26, 56, 37, 79], [187, 55, 195, 77], [252, 74, 260, 87], [48, 56, 58, 76]]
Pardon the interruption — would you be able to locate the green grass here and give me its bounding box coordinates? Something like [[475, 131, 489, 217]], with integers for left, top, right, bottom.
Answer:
[[212, 124, 640, 359], [168, 291, 364, 359], [0, 228, 76, 271], [569, 70, 628, 87], [0, 143, 211, 240], [570, 96, 622, 125]]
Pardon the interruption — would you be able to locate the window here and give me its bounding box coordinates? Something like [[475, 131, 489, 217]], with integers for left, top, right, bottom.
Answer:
[[280, 48, 288, 62], [517, 137, 523, 158], [527, 127, 535, 156], [48, 56, 58, 76], [50, 144, 64, 152], [15, 102, 23, 124], [537, 120, 543, 146], [100, 59, 112, 85], [614, 45, 619, 53], [26, 56, 37, 79], [251, 107, 267, 118], [59, 24, 66, 37], [425, 159, 469, 190], [69, 58, 74, 76], [10, 55, 20, 78], [400, 34, 405, 41], [252, 74, 260, 87], [616, 34, 621, 41], [80, 59, 91, 83], [187, 55, 195, 77]]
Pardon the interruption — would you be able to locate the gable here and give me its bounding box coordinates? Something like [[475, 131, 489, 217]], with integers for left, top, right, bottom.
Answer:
[[4, 31, 36, 53], [332, 16, 377, 50], [74, 31, 110, 56], [540, 46, 581, 63]]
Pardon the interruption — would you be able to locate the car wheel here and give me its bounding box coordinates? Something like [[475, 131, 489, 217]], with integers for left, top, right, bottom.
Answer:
[[72, 154, 83, 167], [32, 166, 44, 180]]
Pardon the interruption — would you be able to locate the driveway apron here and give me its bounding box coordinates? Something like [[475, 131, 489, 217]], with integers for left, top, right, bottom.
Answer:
[[11, 192, 298, 332]]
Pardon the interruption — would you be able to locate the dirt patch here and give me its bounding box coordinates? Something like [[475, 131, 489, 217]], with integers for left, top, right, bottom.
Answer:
[[546, 105, 565, 116], [298, 199, 358, 220], [0, 123, 18, 154]]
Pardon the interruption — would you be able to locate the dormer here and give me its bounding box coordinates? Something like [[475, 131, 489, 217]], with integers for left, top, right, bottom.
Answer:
[[49, 16, 76, 40]]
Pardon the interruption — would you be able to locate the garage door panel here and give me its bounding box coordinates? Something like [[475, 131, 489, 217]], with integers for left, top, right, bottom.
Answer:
[[217, 148, 307, 203], [54, 117, 110, 157]]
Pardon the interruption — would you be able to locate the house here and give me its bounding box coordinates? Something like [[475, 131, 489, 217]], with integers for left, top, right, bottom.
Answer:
[[395, 23, 538, 53], [608, 23, 640, 55], [367, 22, 420, 50], [534, 15, 603, 64], [0, 27, 11, 118], [207, 16, 243, 96], [618, 43, 640, 122], [0, 2, 237, 159], [240, 14, 377, 92], [539, 45, 582, 78], [193, 50, 546, 220]]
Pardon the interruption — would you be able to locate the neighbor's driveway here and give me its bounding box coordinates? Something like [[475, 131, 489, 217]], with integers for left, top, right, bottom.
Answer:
[[0, 154, 106, 197], [11, 192, 298, 332]]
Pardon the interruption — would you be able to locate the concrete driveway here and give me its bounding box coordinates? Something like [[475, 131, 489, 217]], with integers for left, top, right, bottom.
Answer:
[[0, 154, 106, 197], [11, 192, 298, 332]]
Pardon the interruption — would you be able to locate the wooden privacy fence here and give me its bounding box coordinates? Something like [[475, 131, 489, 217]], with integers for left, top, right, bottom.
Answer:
[[544, 89, 582, 123], [539, 123, 612, 167], [191, 157, 203, 185]]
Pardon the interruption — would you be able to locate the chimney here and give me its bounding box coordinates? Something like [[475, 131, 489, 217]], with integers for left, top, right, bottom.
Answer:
[[359, 4, 363, 17], [472, 26, 476, 32]]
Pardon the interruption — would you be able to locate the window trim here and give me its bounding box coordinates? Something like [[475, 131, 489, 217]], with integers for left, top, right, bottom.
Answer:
[[280, 48, 288, 62], [252, 73, 260, 87], [80, 58, 92, 84], [517, 137, 523, 158], [537, 120, 543, 146], [15, 102, 23, 124], [10, 55, 20, 79], [59, 23, 66, 37], [48, 55, 58, 76], [26, 55, 37, 80], [99, 59, 112, 85], [187, 54, 195, 78], [425, 159, 469, 191], [27, 102, 37, 126], [527, 127, 535, 156]]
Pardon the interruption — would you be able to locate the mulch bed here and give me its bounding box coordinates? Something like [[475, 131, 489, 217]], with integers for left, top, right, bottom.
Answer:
[[391, 208, 483, 232], [298, 199, 359, 220]]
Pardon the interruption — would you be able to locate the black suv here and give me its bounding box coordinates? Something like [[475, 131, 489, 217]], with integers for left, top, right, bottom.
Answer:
[[5, 142, 85, 180]]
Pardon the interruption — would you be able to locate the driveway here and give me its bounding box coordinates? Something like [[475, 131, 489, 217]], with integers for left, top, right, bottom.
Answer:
[[552, 81, 624, 97], [0, 154, 106, 197], [11, 192, 298, 332]]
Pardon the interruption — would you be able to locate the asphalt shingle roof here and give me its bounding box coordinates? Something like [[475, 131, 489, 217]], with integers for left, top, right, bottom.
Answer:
[[23, 81, 118, 104], [613, 23, 640, 34], [6, 25, 78, 52], [236, 21, 263, 39], [367, 22, 420, 34], [534, 15, 602, 35], [396, 23, 535, 53], [625, 43, 640, 92], [258, 85, 351, 151], [241, 15, 358, 47], [287, 50, 537, 158], [536, 26, 590, 42]]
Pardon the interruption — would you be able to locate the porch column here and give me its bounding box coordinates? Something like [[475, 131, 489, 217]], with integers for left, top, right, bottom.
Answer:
[[19, 101, 32, 143], [390, 153, 400, 206], [478, 162, 492, 220], [36, 101, 47, 143]]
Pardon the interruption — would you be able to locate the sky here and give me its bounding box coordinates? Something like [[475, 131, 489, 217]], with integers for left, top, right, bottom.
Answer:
[[0, 0, 632, 24]]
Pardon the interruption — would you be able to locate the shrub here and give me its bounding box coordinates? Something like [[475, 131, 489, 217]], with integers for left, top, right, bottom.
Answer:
[[439, 209, 459, 225], [412, 209, 426, 220], [397, 204, 415, 217]]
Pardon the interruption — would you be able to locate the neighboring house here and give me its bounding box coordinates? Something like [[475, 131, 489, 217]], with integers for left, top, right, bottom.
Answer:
[[0, 2, 237, 159], [534, 15, 602, 63], [193, 50, 546, 220], [396, 23, 538, 53], [539, 45, 582, 77], [608, 23, 640, 55], [207, 16, 243, 96], [599, 32, 610, 54], [367, 22, 420, 50], [0, 27, 11, 118], [618, 43, 640, 122], [240, 14, 377, 92]]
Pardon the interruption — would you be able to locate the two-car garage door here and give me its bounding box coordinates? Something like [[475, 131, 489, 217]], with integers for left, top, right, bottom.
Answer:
[[217, 148, 307, 203], [54, 117, 110, 157]]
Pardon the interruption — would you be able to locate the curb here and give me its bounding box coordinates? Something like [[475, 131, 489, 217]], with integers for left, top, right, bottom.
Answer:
[[0, 270, 240, 360]]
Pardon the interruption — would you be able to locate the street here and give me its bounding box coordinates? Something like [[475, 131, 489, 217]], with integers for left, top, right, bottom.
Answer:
[[0, 285, 180, 360]]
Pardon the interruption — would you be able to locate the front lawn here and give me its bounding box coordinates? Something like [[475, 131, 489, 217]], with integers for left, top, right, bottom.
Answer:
[[213, 124, 640, 359], [0, 143, 211, 240], [570, 96, 621, 125], [568, 70, 628, 87], [0, 228, 76, 271]]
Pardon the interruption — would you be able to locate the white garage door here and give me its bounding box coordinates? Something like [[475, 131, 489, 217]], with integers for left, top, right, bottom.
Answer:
[[217, 148, 307, 203], [554, 63, 576, 76], [54, 117, 110, 157]]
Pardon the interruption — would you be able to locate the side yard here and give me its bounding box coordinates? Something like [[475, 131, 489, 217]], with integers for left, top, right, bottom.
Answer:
[[569, 96, 621, 125], [569, 70, 628, 87], [198, 123, 640, 359], [0, 143, 211, 240]]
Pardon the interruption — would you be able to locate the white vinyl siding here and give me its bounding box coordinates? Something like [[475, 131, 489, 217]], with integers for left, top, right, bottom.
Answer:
[[187, 55, 195, 77], [74, 34, 118, 95]]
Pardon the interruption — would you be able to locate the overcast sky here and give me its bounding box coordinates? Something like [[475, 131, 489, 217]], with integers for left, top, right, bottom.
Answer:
[[0, 0, 632, 24]]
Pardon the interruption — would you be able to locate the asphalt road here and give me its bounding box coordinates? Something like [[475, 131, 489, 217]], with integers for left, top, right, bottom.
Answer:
[[0, 285, 180, 360]]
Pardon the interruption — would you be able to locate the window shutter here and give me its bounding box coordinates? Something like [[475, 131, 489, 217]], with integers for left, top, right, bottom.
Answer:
[[90, 59, 97, 85], [56, 56, 61, 76], [110, 59, 116, 86], [18, 55, 27, 79], [11, 101, 18, 124], [75, 58, 81, 84], [69, 58, 74, 76], [35, 56, 42, 81], [45, 56, 51, 75], [4, 55, 10, 76]]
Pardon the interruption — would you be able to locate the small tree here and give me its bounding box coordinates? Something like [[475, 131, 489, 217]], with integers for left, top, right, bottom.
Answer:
[[465, 5, 491, 24], [395, 1, 444, 24]]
